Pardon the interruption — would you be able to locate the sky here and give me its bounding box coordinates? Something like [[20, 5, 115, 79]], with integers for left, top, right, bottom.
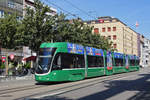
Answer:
[[41, 0, 150, 39]]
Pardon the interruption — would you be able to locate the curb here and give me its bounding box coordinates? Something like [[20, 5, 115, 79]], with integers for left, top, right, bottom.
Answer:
[[0, 75, 34, 82]]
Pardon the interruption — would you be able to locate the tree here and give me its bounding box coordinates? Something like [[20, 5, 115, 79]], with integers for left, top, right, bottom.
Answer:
[[0, 14, 20, 49], [18, 0, 57, 52], [54, 18, 114, 51], [0, 13, 21, 75], [19, 0, 114, 52]]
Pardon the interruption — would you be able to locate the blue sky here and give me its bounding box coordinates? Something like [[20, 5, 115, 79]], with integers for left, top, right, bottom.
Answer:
[[41, 0, 150, 39]]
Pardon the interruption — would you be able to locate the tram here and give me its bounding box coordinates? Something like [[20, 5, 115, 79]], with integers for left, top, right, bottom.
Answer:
[[35, 42, 139, 82]]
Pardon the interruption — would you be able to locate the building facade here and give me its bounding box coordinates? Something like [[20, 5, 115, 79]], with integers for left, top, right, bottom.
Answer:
[[23, 0, 57, 17], [141, 38, 150, 67], [23, 0, 34, 17], [0, 0, 57, 18], [84, 16, 138, 56], [0, 0, 23, 19]]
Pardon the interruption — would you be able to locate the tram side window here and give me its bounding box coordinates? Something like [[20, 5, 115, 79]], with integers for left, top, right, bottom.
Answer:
[[130, 59, 135, 66], [135, 60, 140, 66], [52, 54, 62, 70], [87, 56, 104, 67], [76, 55, 85, 68], [105, 57, 107, 66], [54, 53, 85, 69], [114, 58, 124, 66]]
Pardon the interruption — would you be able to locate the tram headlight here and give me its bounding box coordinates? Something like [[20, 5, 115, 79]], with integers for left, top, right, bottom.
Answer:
[[39, 77, 41, 80], [53, 73, 56, 75]]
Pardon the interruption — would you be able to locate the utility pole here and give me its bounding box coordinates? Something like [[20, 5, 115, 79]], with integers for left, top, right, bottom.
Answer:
[[5, 54, 8, 76]]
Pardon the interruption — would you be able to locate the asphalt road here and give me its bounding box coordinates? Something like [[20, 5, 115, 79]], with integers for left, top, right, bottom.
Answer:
[[0, 67, 150, 100], [30, 68, 150, 100]]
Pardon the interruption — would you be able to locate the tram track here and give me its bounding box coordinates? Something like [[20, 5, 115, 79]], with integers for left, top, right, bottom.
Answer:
[[0, 70, 142, 100], [16, 71, 140, 99], [0, 85, 46, 95]]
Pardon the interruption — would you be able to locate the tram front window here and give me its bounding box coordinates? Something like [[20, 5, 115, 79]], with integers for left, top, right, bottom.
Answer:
[[36, 48, 56, 74]]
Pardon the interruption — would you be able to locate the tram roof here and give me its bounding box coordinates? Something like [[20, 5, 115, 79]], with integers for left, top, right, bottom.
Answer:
[[40, 42, 104, 56], [40, 42, 68, 48]]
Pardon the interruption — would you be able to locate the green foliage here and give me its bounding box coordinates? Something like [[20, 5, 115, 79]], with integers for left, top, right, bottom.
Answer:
[[18, 0, 58, 51], [0, 13, 21, 49], [24, 62, 31, 69], [0, 0, 114, 52], [54, 18, 114, 51], [0, 63, 5, 69]]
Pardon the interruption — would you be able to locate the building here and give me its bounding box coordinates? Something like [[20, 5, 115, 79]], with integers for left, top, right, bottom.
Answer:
[[0, 0, 57, 18], [84, 16, 138, 56], [23, 0, 57, 17], [141, 37, 150, 67], [23, 0, 34, 17], [0, 0, 57, 62], [0, 0, 23, 19]]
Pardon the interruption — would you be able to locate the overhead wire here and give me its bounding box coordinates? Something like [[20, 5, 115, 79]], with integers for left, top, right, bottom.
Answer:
[[42, 0, 79, 18], [62, 0, 97, 20]]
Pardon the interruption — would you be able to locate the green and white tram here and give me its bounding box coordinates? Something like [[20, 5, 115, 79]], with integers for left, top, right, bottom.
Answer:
[[35, 42, 140, 82]]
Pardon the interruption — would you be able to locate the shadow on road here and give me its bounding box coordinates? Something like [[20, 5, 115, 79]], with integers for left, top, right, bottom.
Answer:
[[35, 81, 72, 86], [27, 96, 72, 100], [25, 73, 150, 100], [78, 73, 150, 100]]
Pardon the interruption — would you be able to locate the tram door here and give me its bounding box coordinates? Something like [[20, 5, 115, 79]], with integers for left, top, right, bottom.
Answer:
[[125, 55, 129, 72], [106, 51, 113, 75]]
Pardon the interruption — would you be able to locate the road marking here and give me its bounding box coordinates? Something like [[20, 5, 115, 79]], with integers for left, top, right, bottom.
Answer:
[[32, 91, 66, 99], [113, 74, 141, 81]]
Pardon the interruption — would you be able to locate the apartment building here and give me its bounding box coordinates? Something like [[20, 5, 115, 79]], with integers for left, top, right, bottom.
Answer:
[[141, 38, 150, 67], [0, 0, 57, 18], [0, 0, 23, 19], [23, 0, 57, 17], [84, 16, 138, 56]]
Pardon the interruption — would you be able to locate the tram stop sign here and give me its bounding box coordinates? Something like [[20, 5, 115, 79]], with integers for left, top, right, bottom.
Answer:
[[9, 54, 14, 60], [2, 56, 6, 62]]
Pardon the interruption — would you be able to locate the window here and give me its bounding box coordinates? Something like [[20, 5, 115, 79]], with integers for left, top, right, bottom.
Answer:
[[0, 10, 4, 18], [146, 60, 148, 64], [113, 35, 117, 40], [8, 12, 12, 15], [113, 27, 116, 31], [16, 16, 23, 20], [135, 60, 139, 66], [108, 36, 111, 39], [94, 28, 99, 34], [108, 27, 111, 32], [8, 1, 15, 8], [52, 53, 85, 70], [102, 28, 105, 32], [36, 48, 56, 74], [103, 36, 106, 39], [114, 58, 124, 66], [130, 60, 136, 66], [113, 44, 117, 48], [87, 56, 104, 67]]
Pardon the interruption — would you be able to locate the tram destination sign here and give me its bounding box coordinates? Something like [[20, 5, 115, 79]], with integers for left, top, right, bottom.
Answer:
[[67, 43, 84, 54]]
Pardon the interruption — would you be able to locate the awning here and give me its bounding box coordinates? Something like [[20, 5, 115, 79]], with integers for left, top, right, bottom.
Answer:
[[23, 56, 36, 61]]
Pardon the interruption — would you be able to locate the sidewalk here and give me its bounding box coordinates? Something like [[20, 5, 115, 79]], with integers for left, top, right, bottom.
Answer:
[[0, 74, 34, 82]]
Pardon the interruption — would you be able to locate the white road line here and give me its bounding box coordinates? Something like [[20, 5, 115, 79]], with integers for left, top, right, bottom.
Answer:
[[32, 90, 66, 99], [113, 74, 140, 81]]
